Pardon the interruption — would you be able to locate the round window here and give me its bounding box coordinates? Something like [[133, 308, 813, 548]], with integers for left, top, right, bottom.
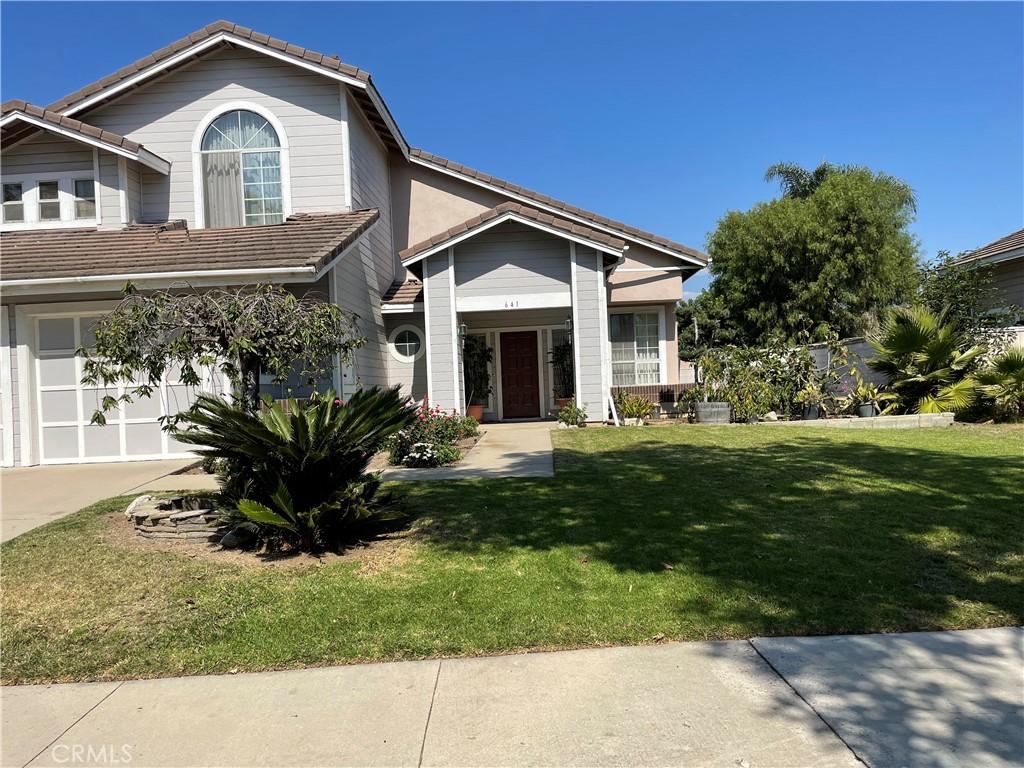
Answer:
[[389, 326, 423, 362]]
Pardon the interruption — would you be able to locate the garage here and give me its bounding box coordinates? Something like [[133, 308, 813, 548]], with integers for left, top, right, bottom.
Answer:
[[33, 313, 204, 464]]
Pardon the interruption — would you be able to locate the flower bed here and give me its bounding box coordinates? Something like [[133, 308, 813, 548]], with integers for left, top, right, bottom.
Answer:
[[387, 401, 479, 467]]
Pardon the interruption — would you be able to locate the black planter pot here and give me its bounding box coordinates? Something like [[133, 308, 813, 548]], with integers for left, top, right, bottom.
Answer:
[[744, 415, 758, 424], [855, 403, 877, 418], [802, 404, 821, 421]]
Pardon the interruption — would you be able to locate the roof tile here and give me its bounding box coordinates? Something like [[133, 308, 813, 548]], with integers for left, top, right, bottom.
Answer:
[[1, 210, 379, 283]]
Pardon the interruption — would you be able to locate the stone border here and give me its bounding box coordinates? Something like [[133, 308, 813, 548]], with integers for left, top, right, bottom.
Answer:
[[763, 413, 954, 429]]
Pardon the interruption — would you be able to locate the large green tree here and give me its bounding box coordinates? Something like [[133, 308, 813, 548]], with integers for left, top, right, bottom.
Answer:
[[697, 163, 920, 346]]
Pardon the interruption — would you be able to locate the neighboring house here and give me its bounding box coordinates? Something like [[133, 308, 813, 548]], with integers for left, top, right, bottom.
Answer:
[[948, 228, 1024, 336], [0, 20, 706, 467]]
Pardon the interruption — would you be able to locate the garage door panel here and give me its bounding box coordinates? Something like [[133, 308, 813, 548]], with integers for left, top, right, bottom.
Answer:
[[42, 426, 79, 459], [124, 394, 162, 420], [124, 422, 162, 455], [40, 390, 79, 423], [84, 424, 121, 458], [38, 356, 78, 387], [38, 318, 76, 351]]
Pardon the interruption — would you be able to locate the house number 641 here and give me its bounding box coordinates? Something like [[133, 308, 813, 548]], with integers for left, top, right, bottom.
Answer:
[[503, 299, 521, 308]]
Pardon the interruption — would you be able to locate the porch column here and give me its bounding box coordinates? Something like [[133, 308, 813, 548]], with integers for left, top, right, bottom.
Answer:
[[423, 248, 464, 413], [569, 243, 606, 421]]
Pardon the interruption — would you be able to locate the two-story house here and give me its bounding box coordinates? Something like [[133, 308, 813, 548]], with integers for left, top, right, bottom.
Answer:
[[0, 20, 706, 466]]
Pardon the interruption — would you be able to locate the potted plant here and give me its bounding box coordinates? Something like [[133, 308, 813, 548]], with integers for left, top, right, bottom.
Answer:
[[549, 340, 574, 411], [847, 370, 896, 418], [462, 335, 493, 421], [694, 351, 731, 424], [617, 392, 654, 426], [795, 382, 824, 420]]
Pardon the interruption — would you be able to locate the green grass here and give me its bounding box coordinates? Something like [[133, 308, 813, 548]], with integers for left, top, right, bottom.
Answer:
[[2, 424, 1022, 683]]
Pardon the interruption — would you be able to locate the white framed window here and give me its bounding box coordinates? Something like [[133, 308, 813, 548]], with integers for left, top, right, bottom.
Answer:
[[37, 181, 60, 221], [73, 179, 96, 220], [198, 109, 285, 228], [388, 325, 424, 363], [2, 182, 24, 223], [0, 173, 99, 230], [610, 311, 662, 386]]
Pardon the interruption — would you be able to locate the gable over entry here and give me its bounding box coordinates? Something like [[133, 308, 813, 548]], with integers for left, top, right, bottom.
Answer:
[[403, 202, 622, 421]]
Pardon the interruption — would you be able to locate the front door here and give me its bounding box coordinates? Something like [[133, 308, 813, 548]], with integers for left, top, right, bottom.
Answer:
[[500, 331, 540, 419]]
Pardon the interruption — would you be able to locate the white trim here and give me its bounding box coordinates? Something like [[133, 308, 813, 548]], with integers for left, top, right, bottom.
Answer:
[[0, 112, 171, 174], [380, 302, 422, 315], [401, 211, 624, 266], [328, 265, 343, 394], [0, 173, 97, 232], [455, 291, 571, 313], [410, 156, 705, 267], [117, 157, 128, 224], [311, 233, 373, 281], [423, 257, 434, 403], [91, 149, 103, 226], [0, 310, 14, 467], [614, 266, 689, 273], [388, 324, 425, 364], [448, 248, 461, 414], [339, 85, 353, 210], [569, 242, 583, 402], [191, 101, 292, 229], [596, 253, 612, 410], [58, 31, 409, 159], [608, 304, 669, 386], [3, 266, 317, 291]]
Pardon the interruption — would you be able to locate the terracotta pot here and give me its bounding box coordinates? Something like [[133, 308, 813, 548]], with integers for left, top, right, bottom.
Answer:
[[466, 404, 485, 421], [554, 397, 572, 411]]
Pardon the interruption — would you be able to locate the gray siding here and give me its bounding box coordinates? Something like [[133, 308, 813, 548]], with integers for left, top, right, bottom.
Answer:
[[347, 92, 395, 294], [97, 154, 121, 224], [333, 251, 389, 391], [125, 161, 143, 223], [85, 47, 347, 226], [572, 246, 605, 421], [992, 257, 1024, 312], [424, 253, 460, 411], [384, 315, 427, 401], [1, 133, 92, 176], [454, 222, 571, 299]]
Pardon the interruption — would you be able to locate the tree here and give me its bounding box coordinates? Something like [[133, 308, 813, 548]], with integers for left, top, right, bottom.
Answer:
[[919, 250, 1021, 356], [704, 163, 919, 344], [81, 283, 365, 422], [675, 291, 741, 363], [763, 161, 842, 199]]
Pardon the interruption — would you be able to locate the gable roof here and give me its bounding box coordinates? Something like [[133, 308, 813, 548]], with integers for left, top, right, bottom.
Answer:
[[409, 149, 708, 267], [399, 201, 627, 266], [950, 228, 1024, 267], [1, 210, 378, 286], [45, 19, 407, 156], [0, 101, 170, 174]]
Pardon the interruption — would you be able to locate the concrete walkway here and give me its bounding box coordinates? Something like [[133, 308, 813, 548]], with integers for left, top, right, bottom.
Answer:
[[383, 422, 554, 481], [3, 628, 1019, 767], [0, 459, 215, 543]]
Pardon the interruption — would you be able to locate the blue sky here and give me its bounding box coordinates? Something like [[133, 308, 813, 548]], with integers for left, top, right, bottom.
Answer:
[[3, 2, 1021, 294]]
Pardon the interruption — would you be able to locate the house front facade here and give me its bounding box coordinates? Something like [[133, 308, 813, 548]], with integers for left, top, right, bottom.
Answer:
[[0, 20, 706, 467]]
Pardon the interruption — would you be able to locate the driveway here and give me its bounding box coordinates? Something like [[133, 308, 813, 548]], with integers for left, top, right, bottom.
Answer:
[[0, 459, 210, 542], [3, 627, 1019, 767]]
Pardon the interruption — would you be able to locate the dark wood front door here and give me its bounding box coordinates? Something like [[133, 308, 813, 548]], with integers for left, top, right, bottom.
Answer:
[[500, 331, 540, 419]]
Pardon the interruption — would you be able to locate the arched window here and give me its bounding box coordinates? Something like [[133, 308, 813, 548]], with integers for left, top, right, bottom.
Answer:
[[200, 110, 283, 227]]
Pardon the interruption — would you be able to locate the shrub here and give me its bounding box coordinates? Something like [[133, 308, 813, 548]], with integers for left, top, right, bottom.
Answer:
[[387, 400, 474, 466], [173, 386, 416, 552], [976, 346, 1024, 421], [868, 306, 985, 413], [557, 398, 588, 426], [617, 393, 654, 420]]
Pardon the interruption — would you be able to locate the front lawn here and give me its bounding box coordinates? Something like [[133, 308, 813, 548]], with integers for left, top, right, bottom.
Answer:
[[2, 424, 1021, 683]]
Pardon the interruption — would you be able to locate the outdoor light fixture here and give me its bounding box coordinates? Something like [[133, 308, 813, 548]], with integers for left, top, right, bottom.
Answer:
[[458, 322, 468, 341], [564, 316, 573, 334]]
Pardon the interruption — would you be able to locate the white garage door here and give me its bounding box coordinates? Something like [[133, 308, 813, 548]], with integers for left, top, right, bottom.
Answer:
[[35, 314, 209, 464]]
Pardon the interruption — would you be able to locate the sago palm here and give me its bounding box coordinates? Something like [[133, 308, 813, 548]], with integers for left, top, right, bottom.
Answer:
[[868, 306, 985, 413], [976, 346, 1024, 420]]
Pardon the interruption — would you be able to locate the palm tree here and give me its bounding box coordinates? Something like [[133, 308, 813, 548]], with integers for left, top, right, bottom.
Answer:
[[976, 346, 1024, 420], [763, 162, 842, 199], [867, 306, 985, 413]]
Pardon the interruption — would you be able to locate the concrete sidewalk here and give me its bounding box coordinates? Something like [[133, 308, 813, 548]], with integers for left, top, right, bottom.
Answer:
[[383, 422, 554, 481], [4, 628, 1020, 767]]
